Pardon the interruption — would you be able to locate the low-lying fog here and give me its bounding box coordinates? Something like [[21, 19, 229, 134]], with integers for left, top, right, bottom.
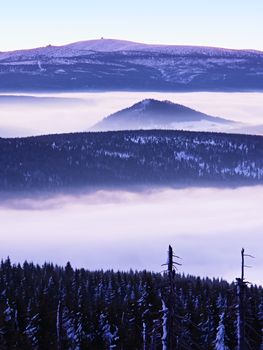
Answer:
[[0, 92, 263, 137], [0, 186, 262, 285], [0, 92, 262, 284]]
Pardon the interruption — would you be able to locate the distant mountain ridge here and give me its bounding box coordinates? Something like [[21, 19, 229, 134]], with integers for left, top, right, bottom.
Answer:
[[91, 99, 234, 131], [0, 38, 263, 91], [2, 38, 262, 58]]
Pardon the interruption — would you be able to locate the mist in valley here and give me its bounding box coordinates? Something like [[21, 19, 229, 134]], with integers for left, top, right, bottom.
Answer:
[[1, 91, 263, 137], [0, 92, 262, 285], [0, 186, 262, 285]]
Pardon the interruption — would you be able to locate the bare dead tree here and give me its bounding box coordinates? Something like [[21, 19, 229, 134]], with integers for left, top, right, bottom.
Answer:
[[162, 245, 182, 350], [236, 248, 255, 350]]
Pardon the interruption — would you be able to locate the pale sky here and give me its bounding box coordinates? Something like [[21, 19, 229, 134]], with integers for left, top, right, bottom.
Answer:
[[1, 0, 263, 52]]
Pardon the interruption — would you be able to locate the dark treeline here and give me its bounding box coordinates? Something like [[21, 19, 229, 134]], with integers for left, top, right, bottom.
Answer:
[[0, 258, 262, 349], [1, 130, 263, 192]]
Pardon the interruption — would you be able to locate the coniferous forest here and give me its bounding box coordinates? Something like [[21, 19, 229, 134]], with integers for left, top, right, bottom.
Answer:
[[1, 130, 263, 192], [0, 256, 262, 350]]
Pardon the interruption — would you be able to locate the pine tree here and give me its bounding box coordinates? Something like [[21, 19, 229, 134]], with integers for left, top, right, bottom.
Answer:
[[24, 313, 40, 349], [99, 312, 119, 349], [214, 312, 229, 350], [259, 298, 263, 350], [161, 299, 168, 350], [199, 310, 215, 350], [3, 299, 19, 348]]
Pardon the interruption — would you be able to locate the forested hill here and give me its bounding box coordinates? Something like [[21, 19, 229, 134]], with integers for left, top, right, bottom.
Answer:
[[0, 259, 262, 349], [1, 129, 263, 192]]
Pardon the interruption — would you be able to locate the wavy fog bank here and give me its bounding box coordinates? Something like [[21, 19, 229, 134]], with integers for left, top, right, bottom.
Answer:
[[0, 186, 262, 285]]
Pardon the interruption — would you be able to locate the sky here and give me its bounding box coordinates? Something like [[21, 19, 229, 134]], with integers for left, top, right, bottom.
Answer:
[[1, 0, 263, 51]]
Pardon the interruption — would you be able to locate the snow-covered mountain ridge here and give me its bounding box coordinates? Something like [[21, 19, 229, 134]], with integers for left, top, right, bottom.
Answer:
[[0, 39, 263, 91], [1, 38, 262, 60]]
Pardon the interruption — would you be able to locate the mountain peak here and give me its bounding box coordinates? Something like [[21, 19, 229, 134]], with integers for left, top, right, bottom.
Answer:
[[131, 98, 162, 110], [2, 38, 262, 57], [62, 38, 263, 55], [64, 38, 142, 52], [91, 99, 234, 131], [127, 99, 203, 115]]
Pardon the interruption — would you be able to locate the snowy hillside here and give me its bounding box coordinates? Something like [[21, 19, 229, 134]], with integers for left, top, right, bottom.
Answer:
[[91, 99, 235, 131], [0, 39, 263, 91], [1, 129, 263, 192]]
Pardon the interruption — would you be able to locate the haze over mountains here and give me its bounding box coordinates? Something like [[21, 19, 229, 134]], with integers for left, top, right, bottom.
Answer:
[[1, 38, 263, 91], [91, 99, 235, 131]]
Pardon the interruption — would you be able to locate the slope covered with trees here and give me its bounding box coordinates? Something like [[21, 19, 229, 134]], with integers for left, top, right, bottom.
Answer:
[[1, 130, 263, 192], [0, 258, 262, 349]]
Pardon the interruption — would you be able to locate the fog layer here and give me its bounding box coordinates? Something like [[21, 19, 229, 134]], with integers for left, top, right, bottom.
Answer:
[[0, 186, 262, 285], [0, 92, 263, 137]]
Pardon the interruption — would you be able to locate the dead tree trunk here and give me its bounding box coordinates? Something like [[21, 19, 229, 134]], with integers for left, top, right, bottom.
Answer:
[[168, 245, 176, 349], [162, 245, 181, 350], [236, 277, 246, 350], [236, 248, 254, 350]]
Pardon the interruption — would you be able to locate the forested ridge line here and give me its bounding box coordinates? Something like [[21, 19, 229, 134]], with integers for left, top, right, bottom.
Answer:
[[1, 129, 263, 192]]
